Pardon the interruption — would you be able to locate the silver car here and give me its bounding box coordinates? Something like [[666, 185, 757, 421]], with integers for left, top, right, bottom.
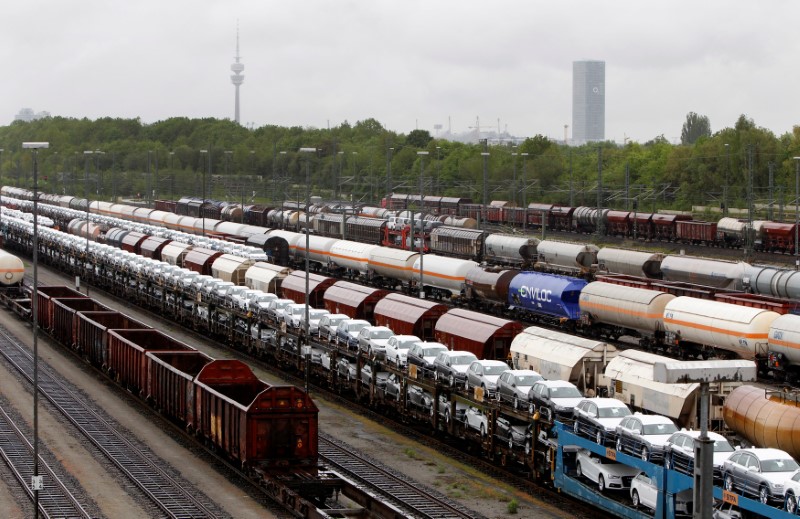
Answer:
[[464, 359, 509, 395], [722, 448, 799, 505], [496, 369, 543, 409]]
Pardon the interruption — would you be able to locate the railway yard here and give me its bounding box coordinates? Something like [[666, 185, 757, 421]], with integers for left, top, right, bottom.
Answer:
[[4, 188, 800, 518], [0, 258, 569, 518]]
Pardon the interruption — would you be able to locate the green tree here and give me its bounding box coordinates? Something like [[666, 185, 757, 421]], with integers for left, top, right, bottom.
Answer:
[[680, 112, 711, 145], [405, 129, 432, 148]]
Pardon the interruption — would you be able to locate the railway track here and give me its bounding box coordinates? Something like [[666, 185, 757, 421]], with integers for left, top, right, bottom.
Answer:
[[0, 322, 227, 519], [0, 402, 93, 518], [319, 433, 482, 519]]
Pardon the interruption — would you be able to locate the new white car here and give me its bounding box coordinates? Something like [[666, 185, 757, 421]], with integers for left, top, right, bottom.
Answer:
[[614, 413, 678, 462], [575, 449, 639, 492], [384, 335, 420, 367], [464, 359, 509, 395], [573, 398, 632, 446], [630, 471, 693, 513], [267, 298, 295, 323], [783, 469, 800, 514], [357, 326, 395, 357], [317, 313, 350, 342], [464, 406, 489, 438], [663, 429, 735, 479]]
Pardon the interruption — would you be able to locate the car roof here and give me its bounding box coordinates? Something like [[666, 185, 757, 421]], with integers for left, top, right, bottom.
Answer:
[[507, 369, 541, 376], [581, 397, 629, 408], [671, 429, 727, 441], [471, 359, 508, 366], [440, 350, 476, 357], [393, 334, 420, 341], [742, 447, 793, 459]]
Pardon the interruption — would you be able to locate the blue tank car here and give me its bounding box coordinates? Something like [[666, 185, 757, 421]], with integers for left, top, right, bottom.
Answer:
[[508, 271, 587, 321]]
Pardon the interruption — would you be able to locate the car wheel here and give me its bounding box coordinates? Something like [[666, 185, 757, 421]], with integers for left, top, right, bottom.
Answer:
[[641, 446, 649, 462], [573, 420, 580, 435], [513, 395, 519, 410], [449, 374, 455, 387], [480, 423, 486, 438], [508, 436, 513, 449], [444, 409, 451, 424], [598, 474, 605, 492], [616, 437, 623, 453], [464, 379, 470, 391], [525, 440, 531, 456], [786, 493, 798, 514], [576, 462, 583, 478], [665, 452, 673, 470], [595, 430, 603, 445], [529, 402, 535, 415], [724, 474, 734, 492], [434, 371, 440, 382], [759, 485, 770, 505], [631, 489, 640, 509]]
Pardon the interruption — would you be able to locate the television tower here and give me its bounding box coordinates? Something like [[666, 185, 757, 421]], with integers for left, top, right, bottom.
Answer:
[[230, 24, 245, 124]]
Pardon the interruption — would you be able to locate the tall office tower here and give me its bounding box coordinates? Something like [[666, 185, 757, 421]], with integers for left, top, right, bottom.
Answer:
[[230, 26, 245, 124], [572, 60, 605, 145]]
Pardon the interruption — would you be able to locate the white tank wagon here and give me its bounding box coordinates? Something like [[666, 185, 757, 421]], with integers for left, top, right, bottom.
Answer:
[[660, 255, 747, 290], [663, 297, 781, 359], [579, 282, 674, 342], [329, 240, 378, 275], [367, 248, 419, 284], [716, 217, 748, 247], [439, 216, 477, 229], [67, 219, 101, 241], [210, 254, 255, 285], [132, 207, 155, 224], [0, 249, 25, 286], [743, 265, 800, 300], [189, 218, 222, 236], [483, 234, 539, 267], [597, 248, 664, 278], [412, 255, 477, 298], [604, 350, 739, 429], [767, 314, 800, 382], [213, 221, 251, 238], [294, 235, 338, 266], [509, 326, 616, 394], [535, 240, 598, 275], [244, 262, 291, 293]]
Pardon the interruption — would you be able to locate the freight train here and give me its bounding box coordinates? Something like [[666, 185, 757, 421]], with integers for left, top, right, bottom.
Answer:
[[6, 191, 800, 382], [2, 222, 796, 519]]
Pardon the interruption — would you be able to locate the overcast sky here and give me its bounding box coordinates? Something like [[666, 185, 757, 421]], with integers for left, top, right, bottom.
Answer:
[[3, 1, 798, 144]]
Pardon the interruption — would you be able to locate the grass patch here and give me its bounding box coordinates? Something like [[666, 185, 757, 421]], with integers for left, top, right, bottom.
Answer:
[[507, 498, 519, 514]]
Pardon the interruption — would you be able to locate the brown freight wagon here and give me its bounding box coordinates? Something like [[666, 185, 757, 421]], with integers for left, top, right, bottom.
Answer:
[[37, 286, 87, 332], [184, 247, 224, 276], [281, 271, 335, 308], [434, 308, 523, 360], [193, 360, 319, 470], [372, 293, 448, 341], [120, 231, 149, 254], [52, 298, 109, 349], [139, 236, 172, 260], [107, 329, 193, 397], [146, 350, 213, 424], [323, 281, 388, 320], [76, 311, 150, 367]]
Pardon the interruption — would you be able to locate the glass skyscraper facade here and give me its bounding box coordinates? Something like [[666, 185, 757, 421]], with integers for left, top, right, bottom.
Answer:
[[572, 60, 605, 144]]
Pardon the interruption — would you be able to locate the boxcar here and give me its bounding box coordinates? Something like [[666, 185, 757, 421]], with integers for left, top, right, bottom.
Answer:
[[373, 293, 448, 340], [280, 271, 335, 308], [107, 329, 194, 396], [211, 254, 255, 285], [193, 360, 319, 470], [323, 281, 388, 320], [139, 236, 172, 260], [676, 220, 717, 245], [434, 308, 522, 360], [184, 247, 224, 276], [244, 262, 291, 294]]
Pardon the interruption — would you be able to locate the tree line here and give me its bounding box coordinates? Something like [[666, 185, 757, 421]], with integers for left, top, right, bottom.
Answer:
[[0, 113, 798, 214]]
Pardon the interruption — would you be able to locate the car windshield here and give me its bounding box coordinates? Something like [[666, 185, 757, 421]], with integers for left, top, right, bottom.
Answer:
[[484, 365, 508, 375], [371, 329, 393, 339], [550, 386, 582, 398], [643, 423, 678, 435], [349, 323, 368, 333], [309, 310, 327, 319], [713, 440, 735, 453], [597, 406, 629, 418], [330, 317, 348, 326], [452, 355, 476, 365], [761, 458, 799, 472], [256, 295, 273, 302], [514, 375, 542, 385], [423, 348, 444, 356]]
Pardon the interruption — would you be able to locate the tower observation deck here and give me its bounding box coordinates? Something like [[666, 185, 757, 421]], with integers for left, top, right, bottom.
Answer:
[[231, 26, 245, 124]]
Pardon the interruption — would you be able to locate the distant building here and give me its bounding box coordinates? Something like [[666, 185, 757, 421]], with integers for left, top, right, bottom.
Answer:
[[572, 60, 605, 145], [14, 108, 50, 123]]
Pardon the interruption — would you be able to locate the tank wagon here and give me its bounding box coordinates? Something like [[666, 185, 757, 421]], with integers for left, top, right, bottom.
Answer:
[[0, 249, 25, 286], [482, 234, 539, 267], [723, 385, 800, 462], [534, 240, 598, 276], [508, 272, 586, 325], [660, 255, 747, 290], [579, 282, 674, 344], [596, 248, 664, 279]]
